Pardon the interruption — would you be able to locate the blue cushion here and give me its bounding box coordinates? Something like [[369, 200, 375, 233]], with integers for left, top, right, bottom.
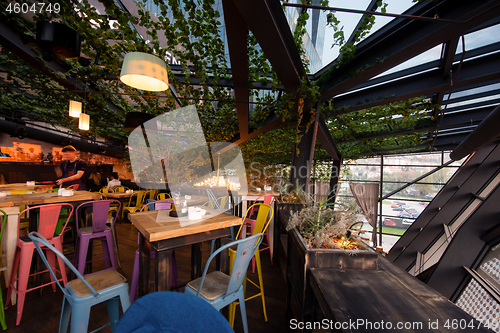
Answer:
[[115, 292, 234, 333]]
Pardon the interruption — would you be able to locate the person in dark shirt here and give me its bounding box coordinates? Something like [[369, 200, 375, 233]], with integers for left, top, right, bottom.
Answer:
[[56, 145, 87, 191]]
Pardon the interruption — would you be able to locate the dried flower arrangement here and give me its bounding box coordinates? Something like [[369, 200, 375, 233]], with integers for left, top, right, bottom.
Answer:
[[286, 185, 364, 250]]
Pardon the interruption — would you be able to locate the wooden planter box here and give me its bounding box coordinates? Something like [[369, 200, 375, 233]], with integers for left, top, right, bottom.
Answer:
[[286, 225, 379, 329]]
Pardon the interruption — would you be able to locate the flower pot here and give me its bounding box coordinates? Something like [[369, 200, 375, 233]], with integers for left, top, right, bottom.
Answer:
[[286, 221, 379, 329]]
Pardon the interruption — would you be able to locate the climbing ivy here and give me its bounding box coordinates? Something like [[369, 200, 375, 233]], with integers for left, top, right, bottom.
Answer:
[[0, 0, 435, 167]]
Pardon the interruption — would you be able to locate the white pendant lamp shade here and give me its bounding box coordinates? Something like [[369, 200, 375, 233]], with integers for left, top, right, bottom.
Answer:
[[120, 52, 169, 92], [79, 113, 90, 131], [69, 100, 82, 117]]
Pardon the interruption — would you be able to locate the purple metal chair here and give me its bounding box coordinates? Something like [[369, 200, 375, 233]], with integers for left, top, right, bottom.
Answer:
[[73, 200, 122, 275], [129, 200, 179, 303]]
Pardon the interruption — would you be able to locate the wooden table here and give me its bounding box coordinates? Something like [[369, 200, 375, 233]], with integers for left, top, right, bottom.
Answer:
[[130, 208, 242, 296], [309, 258, 490, 333], [0, 183, 54, 193], [0, 191, 100, 301], [106, 192, 210, 223]]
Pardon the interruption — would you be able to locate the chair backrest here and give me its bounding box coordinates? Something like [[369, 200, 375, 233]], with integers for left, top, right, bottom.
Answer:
[[114, 186, 128, 193], [196, 234, 263, 299], [248, 194, 275, 216], [236, 203, 273, 240], [140, 200, 172, 212], [76, 200, 122, 233], [157, 192, 171, 200], [128, 191, 146, 208], [67, 184, 79, 191], [206, 189, 222, 211], [146, 190, 158, 201], [218, 196, 228, 210], [99, 188, 110, 194], [18, 203, 74, 240], [28, 232, 99, 298]]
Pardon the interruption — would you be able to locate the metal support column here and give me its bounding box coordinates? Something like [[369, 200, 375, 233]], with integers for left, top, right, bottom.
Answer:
[[378, 155, 384, 247]]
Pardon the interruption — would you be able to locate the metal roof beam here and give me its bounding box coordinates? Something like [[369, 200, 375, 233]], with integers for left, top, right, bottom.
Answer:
[[0, 19, 124, 114], [318, 0, 500, 104], [328, 52, 500, 114], [223, 0, 249, 138]]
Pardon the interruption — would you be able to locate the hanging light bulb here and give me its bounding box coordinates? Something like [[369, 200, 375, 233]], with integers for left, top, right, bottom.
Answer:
[[119, 52, 169, 91], [79, 112, 90, 131], [68, 100, 82, 117]]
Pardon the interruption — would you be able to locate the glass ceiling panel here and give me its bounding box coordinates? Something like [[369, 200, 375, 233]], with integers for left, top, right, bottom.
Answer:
[[457, 23, 500, 52], [445, 82, 500, 108], [322, 0, 415, 66], [371, 44, 442, 78]]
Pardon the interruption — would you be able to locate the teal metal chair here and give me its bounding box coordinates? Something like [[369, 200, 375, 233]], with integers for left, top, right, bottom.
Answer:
[[184, 233, 263, 333], [28, 232, 131, 333], [0, 210, 7, 330]]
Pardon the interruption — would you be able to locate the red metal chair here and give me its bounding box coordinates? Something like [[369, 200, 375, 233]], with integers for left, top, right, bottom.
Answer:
[[245, 194, 275, 272], [5, 203, 74, 326]]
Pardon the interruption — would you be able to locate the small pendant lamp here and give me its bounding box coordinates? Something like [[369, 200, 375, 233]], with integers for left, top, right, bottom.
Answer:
[[119, 52, 169, 92], [69, 100, 82, 117], [79, 112, 90, 131]]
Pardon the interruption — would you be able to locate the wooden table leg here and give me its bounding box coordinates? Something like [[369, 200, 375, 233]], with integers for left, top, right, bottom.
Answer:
[[191, 243, 202, 280], [219, 237, 231, 275], [155, 248, 172, 292], [215, 238, 222, 270], [138, 235, 151, 297]]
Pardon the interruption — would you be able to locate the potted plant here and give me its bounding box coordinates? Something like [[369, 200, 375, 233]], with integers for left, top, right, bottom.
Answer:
[[283, 188, 379, 327]]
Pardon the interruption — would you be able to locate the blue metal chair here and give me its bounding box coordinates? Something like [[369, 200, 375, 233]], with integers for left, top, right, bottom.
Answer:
[[28, 232, 131, 333], [184, 233, 263, 333]]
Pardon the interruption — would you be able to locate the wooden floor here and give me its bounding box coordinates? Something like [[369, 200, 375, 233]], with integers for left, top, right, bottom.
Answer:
[[1, 222, 290, 332]]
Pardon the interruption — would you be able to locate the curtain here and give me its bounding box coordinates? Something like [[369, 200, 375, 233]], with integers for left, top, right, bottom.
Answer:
[[349, 182, 380, 247]]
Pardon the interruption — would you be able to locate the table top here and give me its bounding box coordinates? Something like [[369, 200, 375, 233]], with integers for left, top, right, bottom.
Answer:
[[104, 191, 134, 198], [0, 183, 54, 193], [164, 195, 210, 206], [0, 191, 100, 208], [130, 208, 242, 242], [241, 190, 280, 197], [309, 258, 489, 332]]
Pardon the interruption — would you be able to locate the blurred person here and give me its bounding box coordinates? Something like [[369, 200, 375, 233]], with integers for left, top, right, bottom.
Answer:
[[55, 145, 86, 190], [107, 172, 121, 190]]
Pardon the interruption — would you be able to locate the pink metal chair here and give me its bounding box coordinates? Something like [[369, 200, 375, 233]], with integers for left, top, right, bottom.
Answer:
[[129, 201, 178, 303], [245, 194, 275, 273], [67, 184, 79, 191], [72, 200, 121, 275], [5, 203, 74, 326]]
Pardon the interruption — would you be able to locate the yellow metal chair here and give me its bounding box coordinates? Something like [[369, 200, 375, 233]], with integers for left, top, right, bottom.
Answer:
[[122, 191, 146, 220], [114, 186, 129, 193], [145, 190, 158, 202], [228, 203, 273, 327], [7, 190, 34, 195], [99, 188, 110, 194], [156, 192, 171, 200], [101, 194, 119, 218], [202, 196, 229, 210], [7, 190, 34, 232]]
